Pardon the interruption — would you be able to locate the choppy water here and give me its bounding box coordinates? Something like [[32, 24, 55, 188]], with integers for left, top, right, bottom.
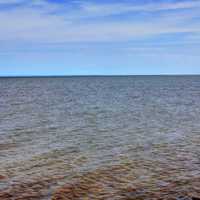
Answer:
[[0, 76, 200, 199]]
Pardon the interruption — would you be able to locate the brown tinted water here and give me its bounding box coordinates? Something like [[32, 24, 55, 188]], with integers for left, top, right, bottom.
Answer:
[[0, 76, 200, 200]]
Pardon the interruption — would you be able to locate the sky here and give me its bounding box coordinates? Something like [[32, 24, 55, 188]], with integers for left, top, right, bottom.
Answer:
[[0, 0, 200, 76]]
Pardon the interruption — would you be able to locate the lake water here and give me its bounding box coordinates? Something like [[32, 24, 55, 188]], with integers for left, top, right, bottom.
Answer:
[[1, 76, 200, 199]]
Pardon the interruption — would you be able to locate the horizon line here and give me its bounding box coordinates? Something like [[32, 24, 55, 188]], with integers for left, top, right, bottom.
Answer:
[[0, 74, 200, 78]]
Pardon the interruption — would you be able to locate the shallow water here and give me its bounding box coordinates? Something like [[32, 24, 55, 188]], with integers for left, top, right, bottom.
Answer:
[[0, 76, 200, 199]]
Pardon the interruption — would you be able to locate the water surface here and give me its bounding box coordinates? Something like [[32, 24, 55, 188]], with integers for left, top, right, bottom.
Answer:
[[0, 76, 200, 199]]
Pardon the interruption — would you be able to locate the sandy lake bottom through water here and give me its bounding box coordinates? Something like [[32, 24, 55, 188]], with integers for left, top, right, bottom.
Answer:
[[1, 76, 200, 199]]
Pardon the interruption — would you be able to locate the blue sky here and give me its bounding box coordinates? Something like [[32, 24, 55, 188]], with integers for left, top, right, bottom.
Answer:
[[0, 0, 200, 75]]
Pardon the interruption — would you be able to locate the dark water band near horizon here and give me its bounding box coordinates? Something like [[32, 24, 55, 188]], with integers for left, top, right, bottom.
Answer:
[[1, 76, 200, 200]]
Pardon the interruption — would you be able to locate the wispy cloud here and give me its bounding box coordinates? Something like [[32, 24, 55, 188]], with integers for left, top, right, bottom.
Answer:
[[76, 0, 200, 18], [0, 0, 200, 46]]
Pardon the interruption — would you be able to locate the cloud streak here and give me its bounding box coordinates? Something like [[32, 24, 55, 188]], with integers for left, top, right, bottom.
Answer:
[[78, 0, 200, 17], [0, 0, 199, 44], [0, 0, 199, 71]]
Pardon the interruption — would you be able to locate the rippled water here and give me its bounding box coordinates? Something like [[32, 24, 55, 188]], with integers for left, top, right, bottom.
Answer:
[[1, 76, 200, 199]]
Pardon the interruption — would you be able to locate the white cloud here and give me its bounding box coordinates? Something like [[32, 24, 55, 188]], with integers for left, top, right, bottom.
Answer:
[[77, 0, 200, 18], [0, 0, 199, 44]]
